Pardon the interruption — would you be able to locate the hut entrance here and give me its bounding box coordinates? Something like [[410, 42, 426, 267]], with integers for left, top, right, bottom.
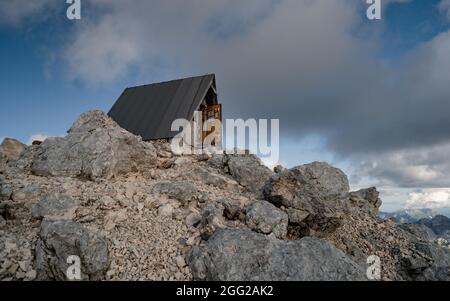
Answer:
[[202, 104, 222, 147]]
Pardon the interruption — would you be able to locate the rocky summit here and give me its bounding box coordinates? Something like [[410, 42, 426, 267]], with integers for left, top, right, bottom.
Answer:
[[0, 111, 449, 281]]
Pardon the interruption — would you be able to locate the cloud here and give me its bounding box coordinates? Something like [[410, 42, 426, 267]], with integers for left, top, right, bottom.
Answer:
[[261, 158, 287, 171], [64, 14, 144, 84], [62, 1, 450, 148], [353, 141, 450, 188], [205, 0, 280, 40], [27, 134, 50, 145], [440, 0, 450, 19], [405, 188, 450, 209], [0, 0, 57, 27], [64, 0, 283, 84], [54, 0, 450, 190]]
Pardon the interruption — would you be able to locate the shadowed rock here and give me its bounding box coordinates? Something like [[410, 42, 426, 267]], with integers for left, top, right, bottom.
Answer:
[[32, 193, 77, 220], [349, 187, 382, 217], [226, 154, 274, 194], [188, 229, 366, 281], [263, 162, 349, 236], [35, 219, 109, 281], [30, 111, 157, 180], [245, 201, 288, 239]]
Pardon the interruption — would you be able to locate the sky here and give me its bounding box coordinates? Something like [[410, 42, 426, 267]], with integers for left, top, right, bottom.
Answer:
[[1, 0, 450, 211]]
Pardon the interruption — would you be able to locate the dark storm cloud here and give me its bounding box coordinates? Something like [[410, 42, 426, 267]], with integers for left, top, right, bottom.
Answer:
[[62, 0, 450, 187], [2, 0, 450, 188], [214, 27, 450, 157], [355, 142, 450, 188]]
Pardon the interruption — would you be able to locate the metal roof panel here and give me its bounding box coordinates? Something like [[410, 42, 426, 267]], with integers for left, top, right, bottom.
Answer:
[[108, 74, 216, 140]]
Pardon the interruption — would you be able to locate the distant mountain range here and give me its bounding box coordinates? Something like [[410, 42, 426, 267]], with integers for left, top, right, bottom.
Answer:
[[417, 215, 450, 239], [380, 208, 450, 247], [380, 208, 450, 224]]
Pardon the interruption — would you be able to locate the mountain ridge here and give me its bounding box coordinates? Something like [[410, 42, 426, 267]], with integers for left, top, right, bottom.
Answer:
[[1, 111, 449, 281]]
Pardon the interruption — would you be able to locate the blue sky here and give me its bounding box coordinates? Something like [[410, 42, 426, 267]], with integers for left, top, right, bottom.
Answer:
[[381, 0, 450, 58], [1, 0, 450, 211], [0, 0, 447, 142], [0, 16, 120, 142]]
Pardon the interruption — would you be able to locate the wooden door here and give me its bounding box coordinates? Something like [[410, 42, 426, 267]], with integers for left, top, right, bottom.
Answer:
[[202, 104, 222, 147]]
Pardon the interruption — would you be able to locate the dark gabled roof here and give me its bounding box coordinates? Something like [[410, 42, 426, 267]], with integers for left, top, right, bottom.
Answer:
[[108, 74, 216, 140]]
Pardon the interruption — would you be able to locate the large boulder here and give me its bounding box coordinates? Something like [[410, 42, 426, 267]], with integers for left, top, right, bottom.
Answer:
[[226, 154, 274, 194], [218, 197, 251, 221], [32, 193, 77, 220], [188, 229, 366, 281], [263, 162, 350, 236], [35, 219, 109, 281], [30, 111, 157, 179], [349, 187, 382, 217], [245, 201, 288, 239], [412, 242, 450, 281], [0, 138, 26, 161], [397, 224, 450, 281], [153, 181, 199, 205], [8, 145, 40, 174]]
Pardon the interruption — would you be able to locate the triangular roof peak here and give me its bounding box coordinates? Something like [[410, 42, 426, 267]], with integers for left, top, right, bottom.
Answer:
[[108, 74, 217, 140]]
